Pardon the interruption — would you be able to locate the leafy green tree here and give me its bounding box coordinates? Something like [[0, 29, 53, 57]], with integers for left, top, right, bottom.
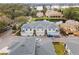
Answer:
[[63, 8, 73, 19], [63, 7, 79, 20], [0, 4, 32, 19]]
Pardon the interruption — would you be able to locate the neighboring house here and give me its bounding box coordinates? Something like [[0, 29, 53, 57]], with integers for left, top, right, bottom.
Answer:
[[45, 10, 63, 18], [21, 20, 60, 37], [36, 11, 44, 17]]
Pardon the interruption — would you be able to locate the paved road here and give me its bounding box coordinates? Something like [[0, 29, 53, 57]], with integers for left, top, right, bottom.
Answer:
[[0, 30, 19, 49], [9, 37, 36, 55], [65, 35, 79, 55], [9, 37, 56, 55], [35, 37, 56, 55]]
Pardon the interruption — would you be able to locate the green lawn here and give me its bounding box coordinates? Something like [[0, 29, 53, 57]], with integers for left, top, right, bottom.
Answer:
[[53, 42, 65, 55], [0, 53, 8, 55]]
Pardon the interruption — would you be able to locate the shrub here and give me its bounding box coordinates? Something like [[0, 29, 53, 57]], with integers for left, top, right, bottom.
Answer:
[[12, 25, 17, 30], [0, 21, 8, 33], [15, 30, 21, 36], [33, 17, 64, 22]]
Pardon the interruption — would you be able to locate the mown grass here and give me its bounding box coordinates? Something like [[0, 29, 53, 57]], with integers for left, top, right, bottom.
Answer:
[[53, 42, 65, 55]]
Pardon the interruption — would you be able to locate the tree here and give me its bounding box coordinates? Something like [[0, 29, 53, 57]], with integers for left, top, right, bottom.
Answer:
[[63, 7, 79, 20], [63, 7, 76, 19], [42, 6, 47, 16], [0, 4, 32, 19], [30, 7, 37, 17], [0, 21, 8, 33], [15, 16, 28, 23]]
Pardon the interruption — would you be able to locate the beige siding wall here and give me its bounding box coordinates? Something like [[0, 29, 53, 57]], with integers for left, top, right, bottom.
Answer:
[[35, 29, 45, 36]]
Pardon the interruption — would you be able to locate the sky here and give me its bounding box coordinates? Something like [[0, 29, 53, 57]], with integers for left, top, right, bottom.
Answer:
[[0, 0, 79, 3]]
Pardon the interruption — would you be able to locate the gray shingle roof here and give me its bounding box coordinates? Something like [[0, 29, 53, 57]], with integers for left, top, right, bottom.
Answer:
[[47, 23, 59, 29], [21, 20, 59, 30], [21, 23, 33, 29]]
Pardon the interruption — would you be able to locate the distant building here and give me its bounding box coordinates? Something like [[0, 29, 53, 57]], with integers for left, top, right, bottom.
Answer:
[[45, 10, 63, 18], [36, 11, 44, 17], [21, 20, 60, 37]]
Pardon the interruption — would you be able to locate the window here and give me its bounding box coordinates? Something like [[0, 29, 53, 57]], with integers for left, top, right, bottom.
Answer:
[[49, 29, 51, 31], [26, 29, 27, 31], [41, 29, 43, 31], [56, 29, 58, 32], [22, 30, 25, 32], [38, 29, 43, 31], [30, 29, 32, 31]]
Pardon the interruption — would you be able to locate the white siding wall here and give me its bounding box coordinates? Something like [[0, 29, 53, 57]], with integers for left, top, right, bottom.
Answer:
[[21, 28, 60, 36], [21, 28, 34, 36], [47, 29, 56, 32], [47, 29, 59, 36], [36, 29, 45, 36]]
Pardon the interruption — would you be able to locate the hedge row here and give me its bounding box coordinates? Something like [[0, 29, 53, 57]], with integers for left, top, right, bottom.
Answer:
[[32, 17, 64, 22]]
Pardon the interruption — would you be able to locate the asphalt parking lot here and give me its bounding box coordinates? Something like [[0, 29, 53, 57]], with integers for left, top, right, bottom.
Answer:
[[0, 30, 79, 55], [0, 30, 56, 55]]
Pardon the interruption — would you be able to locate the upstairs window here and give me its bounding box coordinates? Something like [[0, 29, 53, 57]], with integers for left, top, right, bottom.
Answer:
[[41, 29, 43, 31], [38, 28, 43, 31], [49, 29, 51, 31], [30, 29, 32, 31], [26, 29, 27, 31], [22, 30, 25, 32], [56, 29, 59, 32]]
